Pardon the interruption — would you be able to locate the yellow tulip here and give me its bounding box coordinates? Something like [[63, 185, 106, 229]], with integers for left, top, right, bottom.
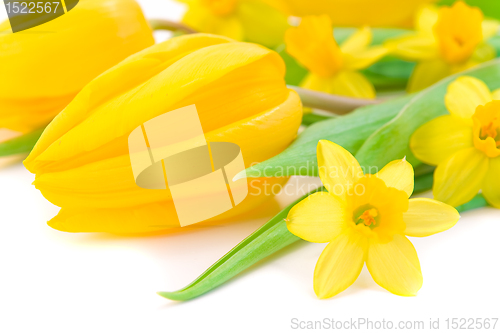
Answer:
[[0, 0, 155, 133], [411, 76, 500, 208], [177, 0, 289, 48], [285, 15, 387, 99], [387, 1, 499, 92], [286, 140, 459, 298], [265, 0, 435, 28], [24, 33, 303, 233]]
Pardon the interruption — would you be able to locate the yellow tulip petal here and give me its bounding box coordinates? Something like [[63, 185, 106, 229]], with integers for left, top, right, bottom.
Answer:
[[482, 19, 500, 40], [403, 198, 460, 237], [445, 76, 492, 122], [31, 91, 301, 209], [330, 71, 376, 99], [313, 229, 367, 299], [407, 59, 451, 93], [410, 115, 473, 166], [433, 147, 489, 207], [286, 192, 348, 243], [48, 176, 287, 233], [375, 159, 414, 197], [482, 156, 500, 208], [343, 46, 389, 71], [385, 34, 438, 61], [317, 140, 363, 198], [367, 234, 423, 296], [26, 39, 287, 173], [492, 88, 500, 100], [340, 26, 372, 54]]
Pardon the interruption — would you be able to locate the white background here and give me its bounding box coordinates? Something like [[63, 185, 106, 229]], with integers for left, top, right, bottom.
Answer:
[[1, 1, 499, 332]]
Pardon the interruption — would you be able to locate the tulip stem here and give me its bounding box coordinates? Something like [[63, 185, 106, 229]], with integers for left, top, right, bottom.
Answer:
[[289, 85, 381, 115], [148, 19, 197, 34]]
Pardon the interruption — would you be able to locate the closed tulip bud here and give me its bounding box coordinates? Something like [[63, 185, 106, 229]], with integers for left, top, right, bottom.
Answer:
[[24, 33, 303, 233], [0, 0, 155, 132]]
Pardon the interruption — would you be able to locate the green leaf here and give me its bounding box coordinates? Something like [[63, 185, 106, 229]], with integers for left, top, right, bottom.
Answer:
[[0, 128, 44, 157], [355, 59, 500, 170], [158, 173, 484, 301], [245, 95, 412, 178], [301, 113, 336, 126], [438, 0, 500, 20]]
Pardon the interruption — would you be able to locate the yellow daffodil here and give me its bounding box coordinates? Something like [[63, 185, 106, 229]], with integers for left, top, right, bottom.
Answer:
[[178, 0, 289, 48], [0, 0, 155, 133], [387, 1, 499, 92], [24, 33, 302, 234], [285, 15, 388, 99], [286, 140, 459, 298], [411, 76, 500, 208], [265, 0, 435, 28]]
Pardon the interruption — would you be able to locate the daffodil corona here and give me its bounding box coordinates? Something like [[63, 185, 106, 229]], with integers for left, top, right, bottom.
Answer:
[[286, 140, 459, 298], [387, 1, 499, 92], [0, 0, 154, 133], [411, 76, 500, 208], [178, 0, 289, 48], [24, 34, 302, 233], [285, 15, 388, 99]]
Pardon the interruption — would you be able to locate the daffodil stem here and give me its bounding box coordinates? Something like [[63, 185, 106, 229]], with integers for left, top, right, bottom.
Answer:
[[148, 19, 196, 34], [158, 180, 488, 301], [0, 127, 44, 157], [289, 86, 381, 115]]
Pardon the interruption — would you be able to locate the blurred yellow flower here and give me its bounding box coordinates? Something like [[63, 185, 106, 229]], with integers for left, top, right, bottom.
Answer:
[[387, 1, 499, 92], [24, 34, 302, 234], [285, 15, 387, 99], [0, 0, 154, 133], [411, 76, 500, 208], [286, 140, 459, 298], [265, 0, 436, 28], [178, 0, 289, 47]]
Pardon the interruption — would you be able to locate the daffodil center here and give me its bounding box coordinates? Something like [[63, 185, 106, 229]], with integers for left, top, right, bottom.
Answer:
[[433, 1, 483, 64], [472, 101, 500, 158], [353, 205, 380, 229], [202, 0, 237, 16]]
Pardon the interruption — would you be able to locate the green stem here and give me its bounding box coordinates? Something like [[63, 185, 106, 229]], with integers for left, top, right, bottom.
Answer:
[[148, 19, 196, 34], [301, 113, 335, 126], [0, 128, 44, 157]]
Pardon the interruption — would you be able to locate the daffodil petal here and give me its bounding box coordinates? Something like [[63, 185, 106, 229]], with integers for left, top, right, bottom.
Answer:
[[343, 46, 388, 71], [340, 26, 372, 54], [445, 76, 492, 122], [313, 228, 367, 299], [375, 159, 414, 197], [317, 140, 363, 198], [482, 156, 500, 208], [410, 115, 473, 166], [385, 33, 438, 61], [407, 59, 450, 93], [492, 88, 500, 100], [330, 71, 376, 99], [433, 147, 489, 207], [286, 191, 348, 243], [416, 5, 439, 35], [367, 234, 423, 296], [403, 198, 460, 237], [482, 19, 500, 40]]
